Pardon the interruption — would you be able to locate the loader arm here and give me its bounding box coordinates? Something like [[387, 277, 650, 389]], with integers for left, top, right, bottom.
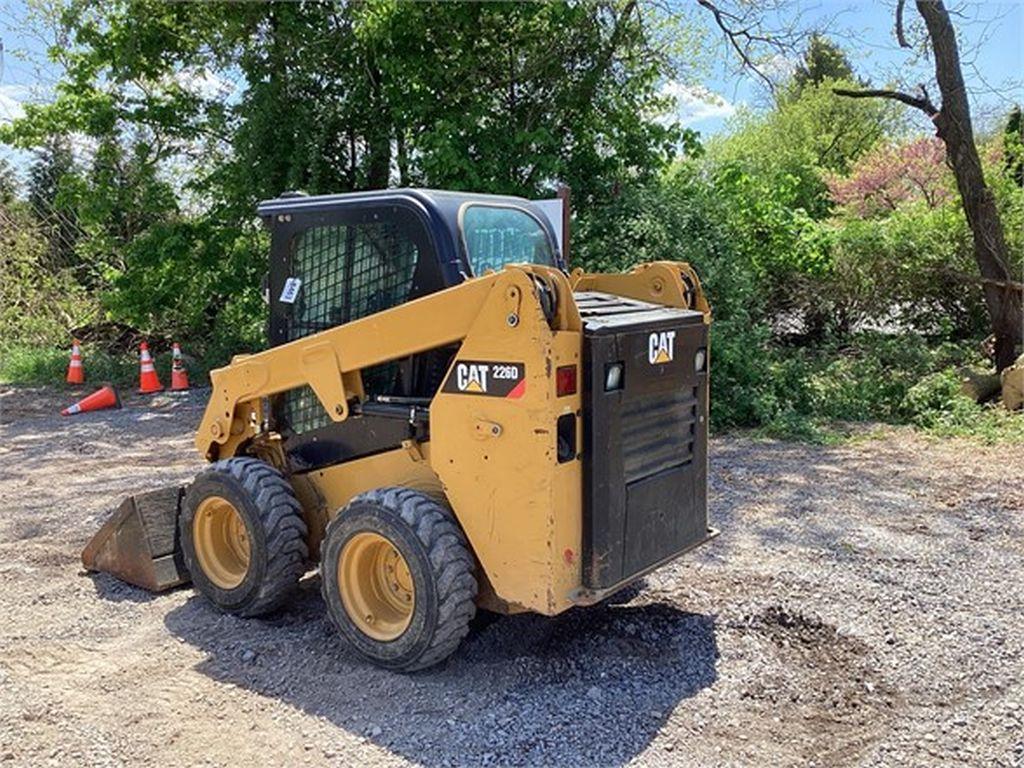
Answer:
[[196, 264, 580, 461]]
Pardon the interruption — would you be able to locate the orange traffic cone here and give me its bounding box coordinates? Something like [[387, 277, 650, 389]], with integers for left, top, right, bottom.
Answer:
[[66, 339, 85, 384], [170, 342, 190, 391], [138, 342, 164, 394], [62, 385, 121, 416]]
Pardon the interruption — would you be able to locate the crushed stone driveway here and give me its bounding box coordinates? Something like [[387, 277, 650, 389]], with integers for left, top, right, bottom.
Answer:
[[0, 385, 1021, 767]]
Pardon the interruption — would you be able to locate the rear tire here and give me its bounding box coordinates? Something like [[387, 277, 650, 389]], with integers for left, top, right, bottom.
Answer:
[[321, 487, 477, 671], [182, 457, 308, 617]]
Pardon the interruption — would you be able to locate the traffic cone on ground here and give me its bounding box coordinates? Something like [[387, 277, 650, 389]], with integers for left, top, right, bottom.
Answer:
[[170, 342, 189, 391], [62, 385, 121, 416], [66, 339, 85, 384], [138, 342, 164, 394]]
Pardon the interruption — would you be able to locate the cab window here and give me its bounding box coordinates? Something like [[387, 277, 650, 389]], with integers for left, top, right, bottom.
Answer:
[[461, 205, 555, 274]]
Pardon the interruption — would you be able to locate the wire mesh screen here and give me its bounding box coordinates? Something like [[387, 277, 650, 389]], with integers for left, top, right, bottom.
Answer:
[[282, 220, 418, 434]]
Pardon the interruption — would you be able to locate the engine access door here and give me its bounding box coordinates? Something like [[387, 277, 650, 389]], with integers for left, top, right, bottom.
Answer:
[[578, 292, 709, 589]]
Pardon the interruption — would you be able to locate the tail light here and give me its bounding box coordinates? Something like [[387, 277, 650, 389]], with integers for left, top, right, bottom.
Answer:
[[556, 365, 577, 397]]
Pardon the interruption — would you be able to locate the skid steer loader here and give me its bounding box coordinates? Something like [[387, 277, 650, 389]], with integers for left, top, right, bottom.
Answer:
[[82, 189, 715, 671]]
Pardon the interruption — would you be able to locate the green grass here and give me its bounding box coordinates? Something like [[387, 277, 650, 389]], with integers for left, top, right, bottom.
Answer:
[[0, 342, 215, 390]]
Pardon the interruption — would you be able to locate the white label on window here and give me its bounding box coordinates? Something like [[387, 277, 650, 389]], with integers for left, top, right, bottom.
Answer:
[[279, 277, 302, 304]]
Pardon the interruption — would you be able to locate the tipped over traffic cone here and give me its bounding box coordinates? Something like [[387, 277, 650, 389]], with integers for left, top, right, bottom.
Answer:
[[170, 342, 189, 391], [66, 339, 85, 384], [62, 385, 121, 416], [138, 342, 164, 394]]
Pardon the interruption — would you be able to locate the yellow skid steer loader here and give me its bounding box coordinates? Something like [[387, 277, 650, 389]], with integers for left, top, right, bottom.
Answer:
[[82, 189, 715, 671]]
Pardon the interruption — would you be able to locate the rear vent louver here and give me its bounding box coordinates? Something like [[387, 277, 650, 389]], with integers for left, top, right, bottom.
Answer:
[[620, 387, 698, 484]]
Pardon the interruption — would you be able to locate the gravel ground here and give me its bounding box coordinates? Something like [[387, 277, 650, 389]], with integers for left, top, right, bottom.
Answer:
[[0, 385, 1021, 767]]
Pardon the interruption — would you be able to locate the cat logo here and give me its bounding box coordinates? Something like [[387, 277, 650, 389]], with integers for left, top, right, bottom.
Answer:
[[456, 363, 490, 393], [648, 330, 676, 365], [442, 360, 526, 398]]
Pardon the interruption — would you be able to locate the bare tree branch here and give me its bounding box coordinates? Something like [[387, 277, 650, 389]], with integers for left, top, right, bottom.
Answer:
[[942, 269, 1024, 294], [695, 0, 776, 93], [832, 86, 938, 116], [895, 0, 911, 49]]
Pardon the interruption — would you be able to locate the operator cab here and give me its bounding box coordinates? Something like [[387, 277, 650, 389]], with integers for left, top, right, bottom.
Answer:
[[256, 189, 564, 469]]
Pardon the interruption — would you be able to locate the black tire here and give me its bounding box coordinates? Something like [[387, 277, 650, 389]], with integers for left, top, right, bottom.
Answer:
[[321, 487, 477, 671], [181, 457, 308, 617]]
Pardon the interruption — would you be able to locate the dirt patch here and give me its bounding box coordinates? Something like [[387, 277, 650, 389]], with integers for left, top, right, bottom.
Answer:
[[0, 385, 1021, 767]]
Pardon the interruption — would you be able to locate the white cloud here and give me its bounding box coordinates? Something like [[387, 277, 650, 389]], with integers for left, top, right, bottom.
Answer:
[[659, 81, 737, 126], [0, 85, 28, 123], [762, 54, 798, 82]]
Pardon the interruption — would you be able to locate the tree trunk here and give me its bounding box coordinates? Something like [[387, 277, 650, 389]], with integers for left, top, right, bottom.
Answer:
[[395, 128, 410, 186], [364, 57, 392, 189], [916, 1, 1022, 371], [956, 366, 1001, 403]]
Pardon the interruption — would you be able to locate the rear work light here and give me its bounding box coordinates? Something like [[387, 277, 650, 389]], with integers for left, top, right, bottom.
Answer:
[[604, 362, 624, 392], [556, 365, 577, 396]]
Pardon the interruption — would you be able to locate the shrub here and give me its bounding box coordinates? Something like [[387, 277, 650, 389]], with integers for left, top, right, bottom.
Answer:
[[903, 369, 1024, 443]]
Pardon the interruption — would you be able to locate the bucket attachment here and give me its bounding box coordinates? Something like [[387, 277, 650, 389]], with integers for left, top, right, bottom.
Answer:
[[82, 486, 191, 592]]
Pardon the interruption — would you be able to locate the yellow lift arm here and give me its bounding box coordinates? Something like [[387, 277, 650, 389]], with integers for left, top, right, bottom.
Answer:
[[196, 264, 582, 461]]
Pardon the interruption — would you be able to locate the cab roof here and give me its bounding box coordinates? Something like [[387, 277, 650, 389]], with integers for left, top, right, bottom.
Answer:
[[258, 189, 558, 252]]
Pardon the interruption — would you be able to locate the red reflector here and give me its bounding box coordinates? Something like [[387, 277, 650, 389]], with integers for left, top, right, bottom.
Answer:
[[556, 365, 577, 396]]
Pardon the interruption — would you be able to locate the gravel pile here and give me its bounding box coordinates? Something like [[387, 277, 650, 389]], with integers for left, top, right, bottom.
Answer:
[[0, 386, 1021, 767]]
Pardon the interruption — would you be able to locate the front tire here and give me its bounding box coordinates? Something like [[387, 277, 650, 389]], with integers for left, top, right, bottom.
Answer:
[[181, 458, 308, 617], [321, 487, 477, 671]]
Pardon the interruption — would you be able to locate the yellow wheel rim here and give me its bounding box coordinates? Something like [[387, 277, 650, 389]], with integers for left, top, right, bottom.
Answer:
[[338, 532, 415, 641], [192, 496, 251, 590]]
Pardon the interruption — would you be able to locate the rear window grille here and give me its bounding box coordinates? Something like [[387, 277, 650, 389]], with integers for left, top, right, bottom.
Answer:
[[281, 221, 418, 434], [462, 205, 554, 274]]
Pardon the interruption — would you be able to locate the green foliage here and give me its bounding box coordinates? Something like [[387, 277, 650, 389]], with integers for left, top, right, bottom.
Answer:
[[0, 201, 97, 345], [792, 34, 856, 92], [710, 80, 904, 217], [903, 370, 1024, 443], [1005, 105, 1023, 187], [1, 0, 685, 368], [1, 6, 1019, 445], [27, 134, 80, 271], [101, 219, 267, 345], [825, 201, 984, 338], [738, 335, 1023, 443]]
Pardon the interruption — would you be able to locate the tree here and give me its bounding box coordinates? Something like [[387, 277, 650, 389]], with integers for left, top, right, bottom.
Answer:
[[1006, 106, 1023, 188], [834, 1, 1023, 371], [793, 33, 855, 92], [712, 79, 902, 218], [0, 156, 18, 206], [827, 137, 952, 217], [1, 0, 689, 350], [27, 134, 80, 271]]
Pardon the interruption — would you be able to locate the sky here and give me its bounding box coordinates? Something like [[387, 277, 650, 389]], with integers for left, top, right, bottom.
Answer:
[[676, 1, 1024, 137], [1, 0, 1022, 174]]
